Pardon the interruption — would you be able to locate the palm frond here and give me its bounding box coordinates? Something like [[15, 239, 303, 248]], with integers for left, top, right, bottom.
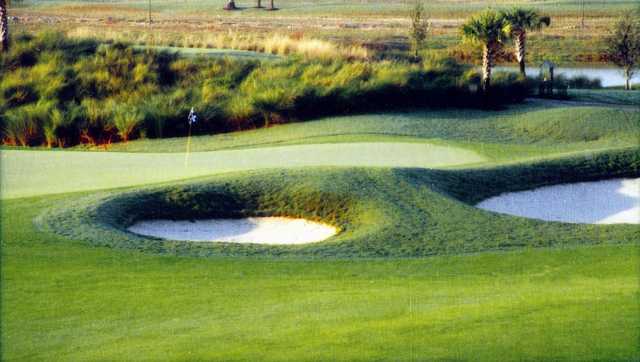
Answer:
[[460, 10, 511, 45], [502, 8, 551, 32]]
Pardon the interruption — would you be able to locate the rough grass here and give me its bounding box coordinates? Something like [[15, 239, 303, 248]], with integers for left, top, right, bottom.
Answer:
[[568, 89, 640, 105], [33, 147, 639, 258], [136, 45, 281, 60], [101, 104, 640, 154]]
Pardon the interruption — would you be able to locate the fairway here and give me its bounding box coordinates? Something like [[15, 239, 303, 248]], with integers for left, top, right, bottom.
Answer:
[[1, 142, 485, 199], [3, 196, 639, 360]]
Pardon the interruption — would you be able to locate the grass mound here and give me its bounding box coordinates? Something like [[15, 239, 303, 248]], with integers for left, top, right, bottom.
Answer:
[[102, 105, 639, 155], [36, 148, 640, 258]]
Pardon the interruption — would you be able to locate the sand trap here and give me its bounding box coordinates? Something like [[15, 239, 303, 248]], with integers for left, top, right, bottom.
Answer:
[[476, 178, 639, 224], [127, 217, 338, 244]]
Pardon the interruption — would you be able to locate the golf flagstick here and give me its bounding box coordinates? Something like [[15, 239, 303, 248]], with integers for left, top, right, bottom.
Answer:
[[185, 107, 196, 168]]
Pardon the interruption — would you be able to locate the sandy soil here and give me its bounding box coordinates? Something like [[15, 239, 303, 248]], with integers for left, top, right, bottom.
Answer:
[[127, 217, 338, 244], [476, 178, 639, 225]]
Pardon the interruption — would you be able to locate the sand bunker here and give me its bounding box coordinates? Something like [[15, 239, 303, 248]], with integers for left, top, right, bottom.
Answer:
[[127, 217, 338, 244], [477, 178, 639, 224]]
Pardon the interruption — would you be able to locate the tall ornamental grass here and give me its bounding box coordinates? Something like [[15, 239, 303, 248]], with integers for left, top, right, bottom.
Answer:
[[1, 32, 530, 147]]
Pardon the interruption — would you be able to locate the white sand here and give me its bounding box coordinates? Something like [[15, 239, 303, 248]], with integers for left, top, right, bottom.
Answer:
[[127, 217, 338, 244], [476, 178, 640, 224]]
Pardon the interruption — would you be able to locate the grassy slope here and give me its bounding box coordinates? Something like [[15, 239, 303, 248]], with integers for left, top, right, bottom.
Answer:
[[2, 197, 639, 361], [568, 89, 640, 105], [3, 104, 638, 199], [35, 151, 640, 258], [102, 104, 639, 154]]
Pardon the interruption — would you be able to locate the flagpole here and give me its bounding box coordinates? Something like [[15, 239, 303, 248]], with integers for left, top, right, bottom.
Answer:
[[184, 116, 192, 168]]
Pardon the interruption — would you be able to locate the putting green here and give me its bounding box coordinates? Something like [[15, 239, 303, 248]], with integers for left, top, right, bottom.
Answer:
[[0, 142, 485, 199]]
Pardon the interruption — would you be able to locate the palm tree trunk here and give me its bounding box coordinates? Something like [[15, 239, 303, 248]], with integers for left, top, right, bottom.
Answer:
[[625, 67, 631, 90], [256, 0, 262, 7], [223, 0, 237, 10], [514, 30, 526, 77], [0, 0, 8, 53], [147, 0, 151, 26], [268, 0, 274, 10], [481, 44, 495, 92]]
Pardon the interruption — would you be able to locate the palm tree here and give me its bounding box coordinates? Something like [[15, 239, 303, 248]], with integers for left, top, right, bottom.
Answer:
[[502, 8, 550, 76], [1, 0, 8, 52], [256, 0, 262, 8], [461, 10, 511, 92]]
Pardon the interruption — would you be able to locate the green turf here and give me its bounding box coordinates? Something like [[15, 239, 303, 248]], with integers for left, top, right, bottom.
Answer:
[[98, 104, 639, 154], [2, 195, 639, 360], [2, 101, 640, 360], [568, 89, 640, 106], [0, 142, 485, 199], [35, 148, 639, 258], [5, 104, 638, 199]]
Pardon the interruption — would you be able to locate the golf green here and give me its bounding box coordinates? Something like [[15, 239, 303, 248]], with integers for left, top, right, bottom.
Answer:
[[1, 142, 485, 199]]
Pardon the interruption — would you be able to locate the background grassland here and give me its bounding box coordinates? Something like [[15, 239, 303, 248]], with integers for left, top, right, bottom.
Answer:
[[12, 0, 639, 18], [9, 0, 639, 64]]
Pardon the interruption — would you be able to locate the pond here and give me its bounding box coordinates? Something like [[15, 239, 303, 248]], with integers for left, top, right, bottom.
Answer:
[[494, 65, 638, 87]]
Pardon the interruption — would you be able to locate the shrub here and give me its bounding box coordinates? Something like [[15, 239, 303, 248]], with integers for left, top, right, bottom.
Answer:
[[79, 98, 116, 144], [557, 75, 603, 89], [2, 83, 38, 107], [251, 87, 294, 126], [45, 107, 76, 147], [1, 101, 54, 146], [112, 104, 144, 142], [0, 32, 530, 147], [491, 72, 532, 104]]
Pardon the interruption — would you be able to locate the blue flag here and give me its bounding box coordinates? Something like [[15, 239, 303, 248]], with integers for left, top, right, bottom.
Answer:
[[188, 107, 198, 125]]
